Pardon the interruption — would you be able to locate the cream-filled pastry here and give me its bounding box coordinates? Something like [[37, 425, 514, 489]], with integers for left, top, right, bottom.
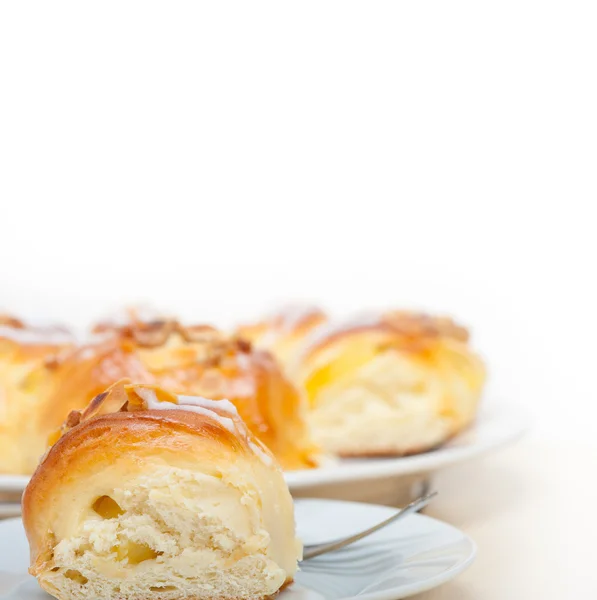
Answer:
[[23, 382, 301, 600], [292, 311, 486, 457]]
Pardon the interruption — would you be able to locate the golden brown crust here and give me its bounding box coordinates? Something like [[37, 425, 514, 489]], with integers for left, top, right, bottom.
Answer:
[[35, 401, 253, 485], [36, 339, 155, 439], [93, 314, 224, 348], [301, 310, 471, 361], [45, 381, 253, 450], [383, 311, 470, 342], [2, 309, 317, 473], [15, 320, 317, 473], [0, 314, 25, 329], [144, 340, 319, 470], [90, 317, 319, 469]]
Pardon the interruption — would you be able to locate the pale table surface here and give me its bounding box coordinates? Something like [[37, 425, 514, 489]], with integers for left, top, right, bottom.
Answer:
[[417, 438, 597, 599]]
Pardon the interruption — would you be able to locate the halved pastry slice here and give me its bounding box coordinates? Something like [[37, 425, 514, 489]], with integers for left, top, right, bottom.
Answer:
[[292, 310, 486, 457], [23, 382, 301, 600]]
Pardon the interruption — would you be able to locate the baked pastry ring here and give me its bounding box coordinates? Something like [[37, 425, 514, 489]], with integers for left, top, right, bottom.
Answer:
[[21, 319, 318, 473], [292, 311, 486, 456], [23, 382, 301, 600]]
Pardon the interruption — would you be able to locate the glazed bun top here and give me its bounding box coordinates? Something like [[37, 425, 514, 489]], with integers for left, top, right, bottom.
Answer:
[[293, 309, 486, 417], [33, 319, 318, 471]]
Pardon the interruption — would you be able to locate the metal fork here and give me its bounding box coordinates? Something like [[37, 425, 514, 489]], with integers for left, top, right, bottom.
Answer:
[[301, 491, 438, 561]]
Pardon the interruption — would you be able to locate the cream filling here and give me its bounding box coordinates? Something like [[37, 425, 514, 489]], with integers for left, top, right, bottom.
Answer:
[[49, 466, 297, 595], [308, 352, 473, 454]]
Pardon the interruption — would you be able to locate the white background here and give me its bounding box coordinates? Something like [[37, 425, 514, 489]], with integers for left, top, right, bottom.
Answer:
[[1, 2, 595, 443]]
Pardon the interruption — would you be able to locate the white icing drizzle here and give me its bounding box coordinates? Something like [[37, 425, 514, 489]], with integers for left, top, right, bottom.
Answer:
[[136, 388, 272, 466], [135, 387, 237, 434], [0, 325, 73, 346], [272, 303, 322, 333], [177, 394, 239, 417], [299, 311, 382, 357]]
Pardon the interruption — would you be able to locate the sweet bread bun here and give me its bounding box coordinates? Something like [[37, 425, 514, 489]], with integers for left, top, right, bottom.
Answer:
[[91, 318, 318, 470], [0, 316, 74, 474], [23, 382, 301, 600], [236, 305, 327, 368], [21, 320, 318, 473], [292, 311, 486, 456], [131, 322, 319, 471]]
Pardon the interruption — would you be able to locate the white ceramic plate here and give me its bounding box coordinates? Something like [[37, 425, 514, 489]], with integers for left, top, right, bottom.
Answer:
[[0, 401, 526, 497], [287, 402, 527, 490], [0, 499, 475, 599]]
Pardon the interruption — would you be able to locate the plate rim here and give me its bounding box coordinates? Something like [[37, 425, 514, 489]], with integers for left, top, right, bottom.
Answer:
[[286, 402, 529, 489], [293, 498, 478, 600]]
